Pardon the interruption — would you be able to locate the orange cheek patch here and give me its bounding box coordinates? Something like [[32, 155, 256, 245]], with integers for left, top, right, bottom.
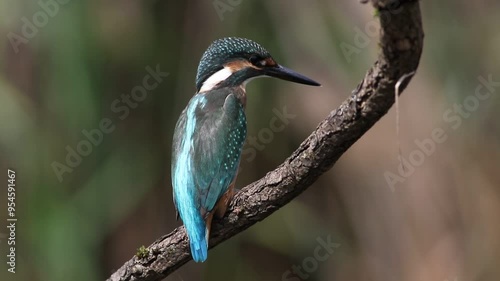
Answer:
[[225, 60, 256, 72], [264, 58, 277, 67]]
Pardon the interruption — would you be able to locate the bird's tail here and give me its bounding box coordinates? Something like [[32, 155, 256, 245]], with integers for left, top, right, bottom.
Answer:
[[190, 235, 208, 262], [185, 212, 208, 262]]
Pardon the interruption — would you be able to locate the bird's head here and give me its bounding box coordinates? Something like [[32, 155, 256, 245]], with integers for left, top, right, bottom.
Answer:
[[196, 37, 320, 93]]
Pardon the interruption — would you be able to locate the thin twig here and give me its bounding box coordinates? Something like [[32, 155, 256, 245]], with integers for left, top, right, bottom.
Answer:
[[395, 71, 416, 173]]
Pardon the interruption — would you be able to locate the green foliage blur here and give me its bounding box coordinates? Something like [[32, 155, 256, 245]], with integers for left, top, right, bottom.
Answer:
[[0, 1, 499, 281]]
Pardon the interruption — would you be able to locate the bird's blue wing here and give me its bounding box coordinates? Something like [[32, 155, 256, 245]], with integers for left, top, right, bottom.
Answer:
[[172, 90, 246, 216], [192, 92, 246, 213]]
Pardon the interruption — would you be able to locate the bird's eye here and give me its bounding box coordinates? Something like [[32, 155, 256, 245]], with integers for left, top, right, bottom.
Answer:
[[249, 55, 266, 66]]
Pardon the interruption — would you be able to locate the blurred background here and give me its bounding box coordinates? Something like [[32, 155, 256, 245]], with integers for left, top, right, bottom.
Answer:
[[0, 0, 499, 281]]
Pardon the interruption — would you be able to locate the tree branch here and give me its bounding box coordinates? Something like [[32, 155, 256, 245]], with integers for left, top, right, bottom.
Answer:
[[107, 0, 423, 280]]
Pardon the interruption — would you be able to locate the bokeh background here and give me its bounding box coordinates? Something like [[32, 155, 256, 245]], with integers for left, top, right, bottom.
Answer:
[[1, 1, 499, 281]]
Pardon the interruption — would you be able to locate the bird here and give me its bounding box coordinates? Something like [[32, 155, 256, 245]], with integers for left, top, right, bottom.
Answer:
[[171, 37, 320, 262]]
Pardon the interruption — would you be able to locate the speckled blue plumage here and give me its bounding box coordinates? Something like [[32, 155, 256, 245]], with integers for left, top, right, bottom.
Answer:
[[196, 37, 270, 91], [172, 87, 247, 262]]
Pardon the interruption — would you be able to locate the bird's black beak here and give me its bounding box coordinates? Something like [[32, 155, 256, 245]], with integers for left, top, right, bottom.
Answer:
[[264, 65, 320, 86]]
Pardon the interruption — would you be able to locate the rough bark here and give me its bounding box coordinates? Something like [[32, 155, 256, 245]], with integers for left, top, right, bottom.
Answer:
[[107, 0, 423, 280]]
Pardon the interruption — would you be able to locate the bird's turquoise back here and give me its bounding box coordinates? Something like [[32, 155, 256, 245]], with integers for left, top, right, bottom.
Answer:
[[172, 87, 247, 262]]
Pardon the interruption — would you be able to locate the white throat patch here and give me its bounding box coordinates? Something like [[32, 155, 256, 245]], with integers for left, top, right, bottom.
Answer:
[[199, 67, 234, 92]]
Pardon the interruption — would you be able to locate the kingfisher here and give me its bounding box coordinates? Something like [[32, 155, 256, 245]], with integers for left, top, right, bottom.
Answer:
[[171, 37, 320, 262]]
